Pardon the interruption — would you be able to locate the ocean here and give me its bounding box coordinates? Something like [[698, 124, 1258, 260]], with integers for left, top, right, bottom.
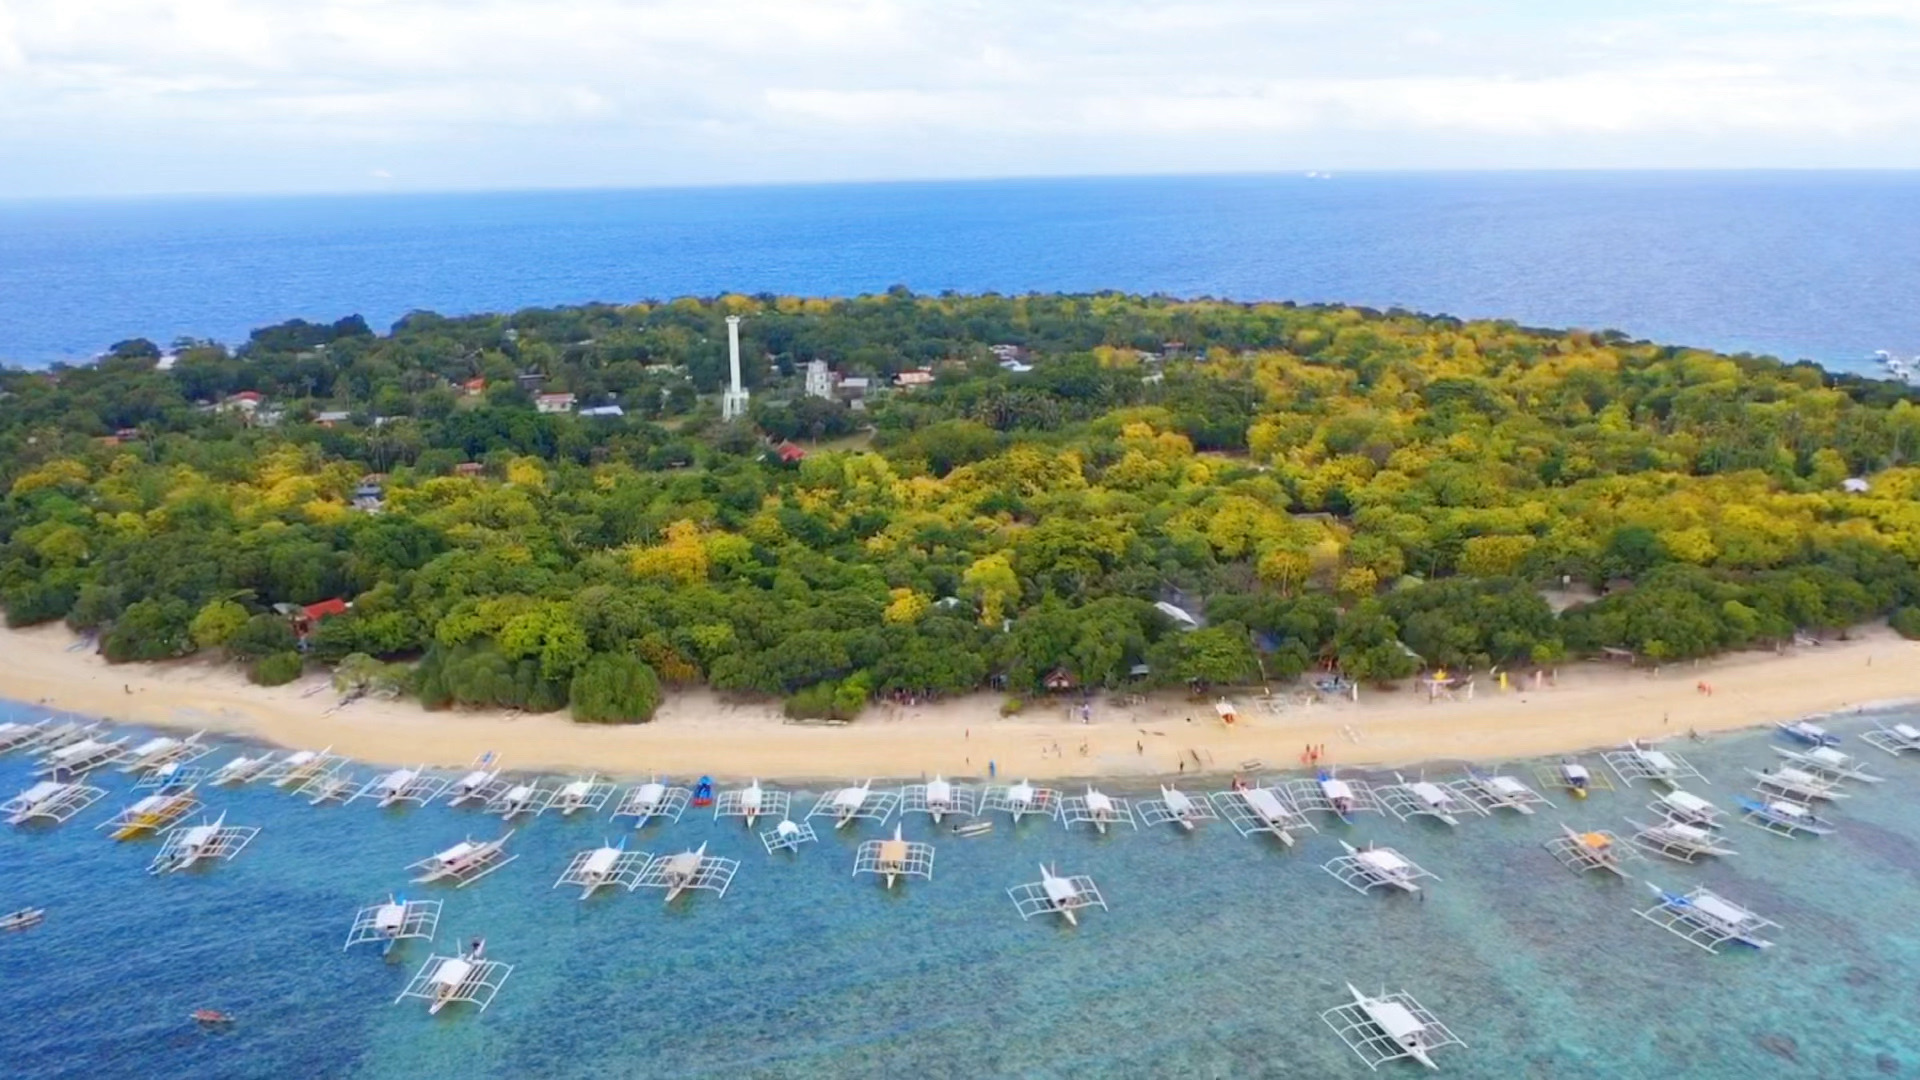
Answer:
[[2, 698, 1918, 1078], [1, 173, 1918, 372]]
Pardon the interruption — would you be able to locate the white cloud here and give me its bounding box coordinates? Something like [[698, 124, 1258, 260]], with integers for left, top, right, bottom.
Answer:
[[0, 0, 1917, 195]]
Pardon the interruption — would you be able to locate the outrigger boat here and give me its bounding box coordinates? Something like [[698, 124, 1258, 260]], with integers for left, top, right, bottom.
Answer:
[[1737, 795, 1836, 837], [1, 908, 45, 931], [551, 774, 615, 816], [119, 732, 209, 775], [853, 824, 934, 889], [1861, 721, 1920, 757], [32, 721, 100, 752], [1139, 784, 1217, 831], [1380, 772, 1482, 826], [1283, 769, 1380, 823], [1543, 824, 1640, 877], [4, 779, 106, 826], [1747, 766, 1848, 802], [980, 779, 1059, 823], [395, 941, 511, 1015], [808, 780, 899, 830], [1636, 882, 1777, 952], [443, 753, 505, 806], [408, 830, 517, 887], [486, 781, 553, 819], [345, 894, 441, 954], [1324, 840, 1438, 895], [1321, 984, 1465, 1071], [298, 772, 356, 805], [900, 775, 975, 823], [1058, 785, 1135, 834], [132, 760, 204, 792], [148, 812, 259, 874], [209, 753, 272, 785], [36, 736, 129, 777], [612, 778, 691, 828], [1626, 818, 1738, 863], [1533, 757, 1613, 800], [554, 839, 651, 898], [1649, 789, 1722, 827], [0, 720, 51, 754], [1603, 740, 1706, 788], [715, 779, 786, 829], [1008, 863, 1106, 926], [1210, 784, 1312, 847], [634, 842, 739, 903], [761, 817, 819, 853], [263, 747, 343, 789], [350, 765, 447, 808], [100, 787, 202, 840], [1773, 744, 1883, 783], [1450, 770, 1552, 815], [1777, 719, 1839, 746]]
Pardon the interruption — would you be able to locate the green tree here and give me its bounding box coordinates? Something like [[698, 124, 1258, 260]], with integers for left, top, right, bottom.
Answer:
[[190, 599, 250, 650], [227, 613, 298, 661], [569, 652, 663, 723]]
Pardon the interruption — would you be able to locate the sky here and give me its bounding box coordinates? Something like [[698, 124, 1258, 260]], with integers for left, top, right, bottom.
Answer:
[[1, 0, 1918, 197]]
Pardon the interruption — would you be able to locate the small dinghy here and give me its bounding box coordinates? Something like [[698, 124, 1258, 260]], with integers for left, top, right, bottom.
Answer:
[[2, 908, 46, 931]]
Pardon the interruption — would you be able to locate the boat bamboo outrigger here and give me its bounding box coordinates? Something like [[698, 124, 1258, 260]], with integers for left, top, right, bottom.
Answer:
[[1379, 773, 1484, 827], [1747, 765, 1848, 802], [442, 754, 508, 807], [1007, 863, 1106, 926], [485, 781, 555, 820], [1138, 784, 1219, 831], [132, 761, 205, 792], [1861, 721, 1920, 757], [344, 895, 442, 954], [408, 830, 518, 887], [349, 766, 448, 808], [35, 736, 130, 777], [554, 839, 652, 899], [1210, 785, 1314, 847], [899, 776, 976, 824], [209, 753, 273, 785], [1449, 770, 1553, 815], [1625, 818, 1738, 863], [1777, 719, 1839, 747], [634, 843, 739, 904], [1636, 882, 1778, 952], [715, 780, 788, 829], [1282, 769, 1382, 823], [761, 817, 819, 854], [1057, 786, 1136, 834], [395, 943, 511, 1015], [295, 770, 357, 805], [1648, 789, 1723, 827], [808, 780, 900, 830], [1532, 758, 1613, 800], [1602, 740, 1707, 788], [148, 813, 259, 874], [611, 778, 692, 829], [0, 719, 51, 755], [1772, 744, 1884, 784], [31, 720, 101, 753], [3, 780, 106, 826], [979, 780, 1060, 823], [261, 747, 347, 789], [1737, 795, 1836, 838], [1543, 824, 1642, 877], [1323, 840, 1439, 895], [100, 787, 202, 840], [853, 824, 935, 889], [119, 732, 211, 775], [1321, 983, 1466, 1071], [1, 908, 45, 931], [550, 774, 616, 817]]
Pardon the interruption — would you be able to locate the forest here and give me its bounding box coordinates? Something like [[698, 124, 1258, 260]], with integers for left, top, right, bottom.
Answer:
[[4, 291, 1920, 724]]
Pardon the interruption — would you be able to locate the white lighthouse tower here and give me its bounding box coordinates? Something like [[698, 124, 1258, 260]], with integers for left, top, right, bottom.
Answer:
[[721, 315, 750, 421]]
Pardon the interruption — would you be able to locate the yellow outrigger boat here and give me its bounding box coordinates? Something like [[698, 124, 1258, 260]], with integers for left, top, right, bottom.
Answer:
[[103, 789, 201, 840]]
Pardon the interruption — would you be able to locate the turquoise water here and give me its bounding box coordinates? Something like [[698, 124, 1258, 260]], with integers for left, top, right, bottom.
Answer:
[[3, 698, 1918, 1079]]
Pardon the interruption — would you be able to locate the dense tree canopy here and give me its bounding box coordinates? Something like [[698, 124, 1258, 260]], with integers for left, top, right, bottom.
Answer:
[[5, 291, 1919, 718]]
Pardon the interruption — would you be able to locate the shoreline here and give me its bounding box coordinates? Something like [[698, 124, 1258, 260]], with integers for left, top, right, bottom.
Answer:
[[2, 621, 1915, 784]]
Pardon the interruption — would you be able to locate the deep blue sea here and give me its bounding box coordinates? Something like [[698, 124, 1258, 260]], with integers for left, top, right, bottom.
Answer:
[[1, 173, 1917, 372], [4, 698, 1919, 1078]]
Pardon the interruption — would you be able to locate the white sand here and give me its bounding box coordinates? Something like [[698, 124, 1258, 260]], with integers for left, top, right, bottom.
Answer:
[[3, 621, 1914, 782]]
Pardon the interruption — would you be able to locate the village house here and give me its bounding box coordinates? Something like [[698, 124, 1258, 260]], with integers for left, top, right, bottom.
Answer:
[[535, 392, 577, 414], [893, 368, 935, 390]]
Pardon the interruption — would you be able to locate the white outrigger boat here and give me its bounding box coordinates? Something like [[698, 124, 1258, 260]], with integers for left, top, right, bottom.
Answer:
[[1625, 818, 1738, 863], [1058, 786, 1136, 834], [118, 732, 211, 775], [1603, 740, 1706, 788], [554, 839, 652, 898], [808, 780, 899, 830], [1, 908, 45, 931], [1861, 721, 1920, 757], [1747, 765, 1848, 802], [1283, 769, 1381, 823], [1210, 784, 1313, 847], [853, 824, 935, 889], [1533, 758, 1612, 800], [485, 781, 554, 819], [295, 770, 357, 805], [900, 775, 976, 823], [4, 779, 106, 826], [980, 779, 1059, 823], [1772, 744, 1883, 784], [550, 774, 616, 816], [1139, 784, 1219, 831], [1321, 983, 1465, 1071], [100, 786, 202, 840], [1543, 824, 1641, 877], [634, 842, 738, 903], [345, 894, 442, 954], [1737, 795, 1835, 837], [443, 754, 507, 807], [32, 721, 101, 752], [36, 736, 130, 777], [611, 778, 691, 828], [148, 812, 259, 874], [1380, 773, 1483, 827], [0, 719, 51, 754], [1324, 840, 1438, 895], [132, 760, 204, 792], [395, 941, 510, 1015], [408, 830, 517, 887], [1777, 719, 1839, 746], [1008, 863, 1106, 926], [1649, 789, 1723, 827], [1636, 882, 1777, 952], [761, 817, 819, 854], [715, 779, 787, 828], [262, 747, 345, 789], [1449, 770, 1552, 815], [209, 753, 273, 785], [350, 766, 447, 808]]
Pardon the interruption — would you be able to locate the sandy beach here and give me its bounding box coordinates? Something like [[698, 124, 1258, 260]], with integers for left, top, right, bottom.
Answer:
[[2, 621, 1915, 782]]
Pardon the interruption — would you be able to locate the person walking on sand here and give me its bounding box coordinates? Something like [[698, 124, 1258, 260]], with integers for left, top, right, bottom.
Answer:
[[1136, 741, 1143, 755], [989, 760, 996, 778]]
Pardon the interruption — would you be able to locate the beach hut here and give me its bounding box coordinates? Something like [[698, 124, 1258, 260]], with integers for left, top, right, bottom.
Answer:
[[147, 812, 259, 874], [761, 818, 819, 854], [979, 780, 1060, 823], [1861, 722, 1920, 757], [1057, 786, 1136, 834], [395, 944, 511, 1015], [551, 774, 616, 816], [1210, 785, 1314, 847], [900, 776, 976, 823], [1543, 824, 1641, 877], [1323, 840, 1438, 895], [1625, 818, 1738, 863], [3, 779, 106, 826], [345, 896, 442, 955], [554, 839, 652, 899], [1282, 769, 1382, 823], [715, 780, 789, 829], [1636, 882, 1777, 952], [1321, 984, 1466, 1071], [1138, 784, 1219, 831], [808, 780, 900, 830], [1379, 772, 1484, 827], [634, 843, 739, 904], [1007, 863, 1106, 926], [99, 787, 202, 840], [611, 778, 692, 829], [853, 825, 935, 889], [1213, 698, 1238, 725], [408, 830, 518, 887], [349, 766, 447, 808], [1450, 770, 1553, 815], [1602, 740, 1707, 788]]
